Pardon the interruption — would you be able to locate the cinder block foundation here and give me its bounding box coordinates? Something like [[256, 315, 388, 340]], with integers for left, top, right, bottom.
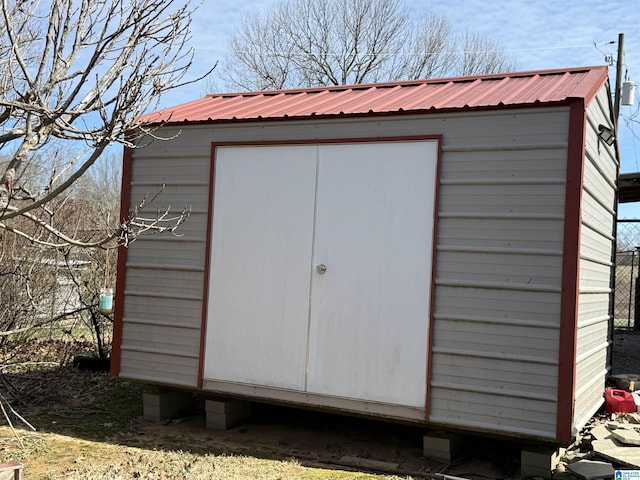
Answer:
[[205, 399, 252, 430], [521, 446, 564, 480], [422, 432, 464, 463], [142, 389, 195, 422]]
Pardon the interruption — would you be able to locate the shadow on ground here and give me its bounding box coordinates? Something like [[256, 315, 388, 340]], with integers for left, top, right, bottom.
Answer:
[[612, 330, 640, 374], [2, 360, 527, 479], [12, 331, 640, 479]]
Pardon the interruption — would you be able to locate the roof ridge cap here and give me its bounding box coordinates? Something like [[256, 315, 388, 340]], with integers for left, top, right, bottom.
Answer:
[[205, 65, 609, 99]]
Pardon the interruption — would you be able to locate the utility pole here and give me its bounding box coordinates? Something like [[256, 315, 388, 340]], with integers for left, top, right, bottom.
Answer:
[[614, 32, 625, 125]]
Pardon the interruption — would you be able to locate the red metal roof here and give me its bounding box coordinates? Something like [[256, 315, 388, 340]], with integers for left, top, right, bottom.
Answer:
[[143, 66, 610, 125]]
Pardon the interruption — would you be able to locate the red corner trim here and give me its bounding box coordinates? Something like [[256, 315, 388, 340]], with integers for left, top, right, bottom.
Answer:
[[110, 145, 133, 377], [556, 99, 586, 441]]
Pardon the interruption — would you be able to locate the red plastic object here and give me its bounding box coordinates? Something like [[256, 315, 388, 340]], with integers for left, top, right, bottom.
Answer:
[[605, 388, 638, 413]]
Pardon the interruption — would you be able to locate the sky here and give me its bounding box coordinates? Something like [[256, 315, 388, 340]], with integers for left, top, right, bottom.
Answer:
[[164, 0, 640, 217]]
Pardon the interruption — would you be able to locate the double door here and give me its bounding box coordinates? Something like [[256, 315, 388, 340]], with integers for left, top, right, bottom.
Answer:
[[203, 140, 438, 409]]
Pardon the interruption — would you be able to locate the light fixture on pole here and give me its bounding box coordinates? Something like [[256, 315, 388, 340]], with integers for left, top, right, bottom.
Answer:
[[598, 124, 615, 146]]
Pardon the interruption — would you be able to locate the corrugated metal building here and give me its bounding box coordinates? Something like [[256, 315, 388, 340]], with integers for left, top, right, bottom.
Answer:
[[112, 66, 618, 443]]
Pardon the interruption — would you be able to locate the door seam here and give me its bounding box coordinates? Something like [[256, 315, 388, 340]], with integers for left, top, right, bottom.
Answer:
[[304, 145, 321, 392]]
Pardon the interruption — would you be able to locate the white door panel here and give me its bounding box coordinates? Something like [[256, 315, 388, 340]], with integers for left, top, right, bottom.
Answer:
[[203, 140, 438, 410], [203, 145, 317, 390], [307, 141, 437, 407]]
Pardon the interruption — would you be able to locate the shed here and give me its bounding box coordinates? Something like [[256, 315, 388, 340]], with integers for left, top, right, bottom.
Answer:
[[112, 66, 618, 444]]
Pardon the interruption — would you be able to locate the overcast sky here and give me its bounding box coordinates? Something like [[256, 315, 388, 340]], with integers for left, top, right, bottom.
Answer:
[[168, 0, 640, 215]]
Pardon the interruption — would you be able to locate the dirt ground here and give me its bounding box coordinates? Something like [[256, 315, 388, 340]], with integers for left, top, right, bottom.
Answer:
[[611, 330, 640, 374], [0, 372, 523, 479], [2, 333, 640, 480], [0, 341, 525, 479]]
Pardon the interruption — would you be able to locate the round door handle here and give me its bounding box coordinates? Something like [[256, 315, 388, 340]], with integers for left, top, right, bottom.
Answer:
[[316, 264, 327, 274]]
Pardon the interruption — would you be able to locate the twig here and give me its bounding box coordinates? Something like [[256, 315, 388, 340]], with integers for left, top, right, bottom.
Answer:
[[0, 306, 93, 336], [0, 395, 24, 448], [0, 393, 35, 431]]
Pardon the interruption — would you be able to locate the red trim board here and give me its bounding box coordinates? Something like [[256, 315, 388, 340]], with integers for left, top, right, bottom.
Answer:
[[555, 99, 586, 441], [110, 145, 134, 377]]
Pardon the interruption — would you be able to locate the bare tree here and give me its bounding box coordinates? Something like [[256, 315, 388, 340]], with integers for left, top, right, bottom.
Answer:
[[70, 153, 122, 237], [0, 1, 215, 435], [221, 0, 516, 91], [0, 0, 209, 249], [390, 11, 457, 82], [458, 29, 515, 77]]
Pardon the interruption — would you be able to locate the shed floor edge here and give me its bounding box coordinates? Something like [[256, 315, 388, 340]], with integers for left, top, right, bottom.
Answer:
[[116, 373, 564, 444]]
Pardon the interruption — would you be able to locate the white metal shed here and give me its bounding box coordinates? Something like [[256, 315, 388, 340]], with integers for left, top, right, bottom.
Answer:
[[112, 66, 618, 443]]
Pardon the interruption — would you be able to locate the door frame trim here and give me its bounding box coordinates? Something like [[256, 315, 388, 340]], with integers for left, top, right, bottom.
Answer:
[[199, 135, 443, 421]]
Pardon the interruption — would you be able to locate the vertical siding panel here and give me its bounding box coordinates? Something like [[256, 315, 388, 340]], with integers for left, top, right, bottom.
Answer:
[[572, 85, 617, 435]]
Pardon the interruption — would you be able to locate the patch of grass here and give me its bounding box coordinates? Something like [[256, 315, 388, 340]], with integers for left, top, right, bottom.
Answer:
[[1, 429, 411, 480], [1, 338, 429, 479], [0, 362, 417, 480], [31, 373, 144, 439], [39, 450, 400, 480], [0, 431, 47, 462]]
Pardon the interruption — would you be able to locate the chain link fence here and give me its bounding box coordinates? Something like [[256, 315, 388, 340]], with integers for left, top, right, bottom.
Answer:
[[615, 220, 640, 329]]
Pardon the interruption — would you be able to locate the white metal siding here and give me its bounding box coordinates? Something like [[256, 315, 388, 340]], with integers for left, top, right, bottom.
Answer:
[[119, 107, 602, 441], [429, 108, 570, 439], [572, 85, 617, 434], [120, 349, 198, 386], [119, 145, 210, 386], [430, 390, 557, 437]]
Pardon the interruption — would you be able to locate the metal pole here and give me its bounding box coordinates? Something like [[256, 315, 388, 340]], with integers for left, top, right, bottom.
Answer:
[[635, 249, 640, 330], [614, 33, 625, 124], [629, 250, 635, 328]]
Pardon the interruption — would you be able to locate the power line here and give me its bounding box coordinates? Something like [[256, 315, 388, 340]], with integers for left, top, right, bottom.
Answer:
[[594, 40, 617, 65], [194, 42, 604, 57]]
